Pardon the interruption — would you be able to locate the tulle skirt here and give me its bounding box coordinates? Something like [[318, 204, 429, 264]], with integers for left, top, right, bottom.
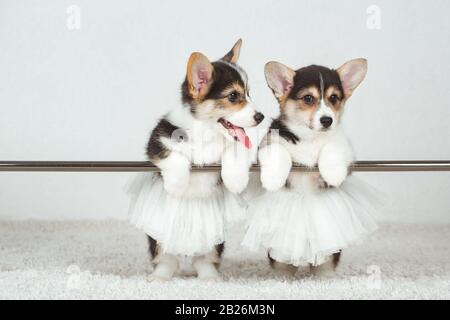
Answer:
[[128, 172, 245, 256], [242, 176, 381, 266]]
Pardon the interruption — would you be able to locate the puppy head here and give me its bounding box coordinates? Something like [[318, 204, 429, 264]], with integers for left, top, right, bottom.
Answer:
[[264, 59, 367, 132], [181, 39, 264, 148]]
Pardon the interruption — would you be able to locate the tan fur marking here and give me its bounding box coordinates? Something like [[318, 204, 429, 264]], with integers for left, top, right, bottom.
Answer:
[[218, 82, 246, 111], [325, 86, 344, 112], [295, 86, 320, 108], [281, 86, 320, 126], [186, 53, 198, 95]]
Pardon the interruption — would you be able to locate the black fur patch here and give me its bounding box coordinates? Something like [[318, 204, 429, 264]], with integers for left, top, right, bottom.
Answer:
[[146, 118, 187, 161], [212, 242, 225, 268], [215, 242, 225, 258], [332, 251, 342, 267], [288, 65, 344, 100], [269, 117, 300, 144], [181, 61, 245, 110], [147, 235, 158, 260], [268, 252, 276, 267]]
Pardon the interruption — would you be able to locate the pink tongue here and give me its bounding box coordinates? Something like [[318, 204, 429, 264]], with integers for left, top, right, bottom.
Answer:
[[229, 127, 252, 149]]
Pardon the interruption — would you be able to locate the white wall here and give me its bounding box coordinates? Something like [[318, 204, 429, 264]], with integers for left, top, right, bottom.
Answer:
[[0, 0, 449, 223]]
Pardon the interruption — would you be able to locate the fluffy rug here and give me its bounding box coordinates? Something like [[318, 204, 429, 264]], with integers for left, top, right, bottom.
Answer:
[[0, 220, 449, 299]]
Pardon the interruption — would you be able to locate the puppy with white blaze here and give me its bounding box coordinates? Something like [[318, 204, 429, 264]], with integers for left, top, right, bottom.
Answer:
[[242, 59, 380, 277], [128, 40, 264, 281]]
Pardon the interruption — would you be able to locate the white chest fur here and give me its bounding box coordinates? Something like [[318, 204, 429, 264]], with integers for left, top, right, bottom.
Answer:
[[161, 107, 229, 197], [187, 127, 225, 165], [182, 127, 224, 197], [283, 136, 328, 193], [282, 137, 327, 167], [282, 128, 348, 193], [165, 107, 226, 165]]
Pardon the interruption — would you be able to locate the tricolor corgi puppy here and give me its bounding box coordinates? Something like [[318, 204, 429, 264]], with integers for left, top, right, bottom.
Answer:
[[242, 58, 378, 277], [129, 39, 264, 281], [260, 59, 367, 190]]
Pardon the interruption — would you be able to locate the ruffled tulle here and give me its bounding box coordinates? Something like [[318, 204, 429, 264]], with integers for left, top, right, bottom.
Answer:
[[128, 172, 246, 256], [242, 176, 381, 266]]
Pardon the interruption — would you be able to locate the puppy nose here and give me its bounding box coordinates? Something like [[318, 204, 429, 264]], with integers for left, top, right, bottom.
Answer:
[[320, 116, 333, 128], [254, 112, 264, 124]]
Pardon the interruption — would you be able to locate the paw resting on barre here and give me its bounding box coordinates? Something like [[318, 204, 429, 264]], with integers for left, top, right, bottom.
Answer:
[[158, 152, 191, 196], [261, 168, 288, 191], [221, 167, 249, 194], [162, 169, 190, 196], [258, 144, 292, 191], [318, 162, 348, 187], [221, 144, 251, 194]]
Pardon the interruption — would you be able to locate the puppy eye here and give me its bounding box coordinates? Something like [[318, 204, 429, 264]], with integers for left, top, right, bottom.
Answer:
[[302, 95, 315, 105], [228, 91, 240, 103], [329, 94, 339, 103]]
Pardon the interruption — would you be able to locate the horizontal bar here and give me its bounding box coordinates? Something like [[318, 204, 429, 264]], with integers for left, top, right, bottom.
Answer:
[[0, 161, 449, 172]]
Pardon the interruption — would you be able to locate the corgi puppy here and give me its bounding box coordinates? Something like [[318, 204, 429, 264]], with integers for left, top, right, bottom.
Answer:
[[130, 39, 264, 281], [242, 58, 378, 277], [260, 59, 367, 190]]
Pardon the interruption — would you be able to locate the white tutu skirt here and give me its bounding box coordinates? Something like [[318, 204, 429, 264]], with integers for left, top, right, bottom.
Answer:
[[242, 176, 380, 266], [128, 173, 245, 256]]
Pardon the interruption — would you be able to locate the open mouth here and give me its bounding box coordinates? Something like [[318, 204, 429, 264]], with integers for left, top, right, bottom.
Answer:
[[218, 118, 252, 149]]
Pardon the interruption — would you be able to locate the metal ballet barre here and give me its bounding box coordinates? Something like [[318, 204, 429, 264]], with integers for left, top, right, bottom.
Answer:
[[0, 160, 449, 172]]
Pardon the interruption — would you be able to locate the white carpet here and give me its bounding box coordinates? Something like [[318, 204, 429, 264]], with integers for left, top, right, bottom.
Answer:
[[0, 220, 449, 299]]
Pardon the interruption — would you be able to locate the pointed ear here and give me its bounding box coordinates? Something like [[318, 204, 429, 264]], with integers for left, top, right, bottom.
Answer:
[[187, 52, 214, 99], [221, 39, 242, 64], [336, 58, 368, 97], [264, 61, 296, 100]]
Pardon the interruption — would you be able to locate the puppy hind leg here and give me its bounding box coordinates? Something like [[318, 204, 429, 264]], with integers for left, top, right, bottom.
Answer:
[[193, 243, 224, 281], [213, 243, 225, 268], [146, 236, 179, 282]]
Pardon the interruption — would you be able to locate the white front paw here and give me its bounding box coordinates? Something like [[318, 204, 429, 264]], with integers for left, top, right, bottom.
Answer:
[[222, 169, 249, 194], [318, 164, 348, 187], [261, 169, 287, 191], [162, 171, 190, 196]]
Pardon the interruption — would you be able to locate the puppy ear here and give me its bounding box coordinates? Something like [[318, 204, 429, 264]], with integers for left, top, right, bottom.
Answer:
[[221, 39, 242, 64], [336, 58, 368, 98], [264, 61, 296, 100], [187, 52, 214, 100]]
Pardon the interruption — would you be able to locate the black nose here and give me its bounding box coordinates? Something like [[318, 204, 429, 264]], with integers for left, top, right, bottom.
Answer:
[[254, 112, 264, 124], [320, 116, 333, 128]]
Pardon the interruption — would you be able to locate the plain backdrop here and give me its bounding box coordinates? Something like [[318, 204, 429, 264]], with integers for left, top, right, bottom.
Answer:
[[0, 0, 449, 223]]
